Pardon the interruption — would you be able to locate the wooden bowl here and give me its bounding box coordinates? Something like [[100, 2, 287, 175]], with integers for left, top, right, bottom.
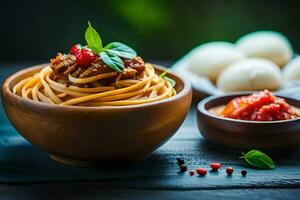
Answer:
[[2, 64, 192, 167], [197, 93, 300, 149]]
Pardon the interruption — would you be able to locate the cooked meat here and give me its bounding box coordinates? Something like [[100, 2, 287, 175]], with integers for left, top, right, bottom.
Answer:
[[121, 68, 137, 79], [50, 53, 77, 78], [79, 65, 114, 78], [124, 57, 145, 73], [50, 53, 146, 87]]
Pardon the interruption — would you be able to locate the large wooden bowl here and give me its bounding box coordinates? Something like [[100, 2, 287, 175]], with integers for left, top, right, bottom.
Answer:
[[2, 64, 192, 166], [197, 93, 300, 149]]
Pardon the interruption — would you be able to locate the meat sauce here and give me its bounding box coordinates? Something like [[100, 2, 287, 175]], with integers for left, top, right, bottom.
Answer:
[[219, 90, 299, 121]]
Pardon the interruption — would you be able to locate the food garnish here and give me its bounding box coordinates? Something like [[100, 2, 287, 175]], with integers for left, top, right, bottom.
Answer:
[[226, 167, 234, 175], [240, 150, 275, 170], [176, 157, 185, 165], [241, 169, 247, 176], [210, 162, 222, 171], [84, 22, 137, 72], [179, 164, 187, 172], [196, 168, 207, 176], [189, 170, 195, 176]]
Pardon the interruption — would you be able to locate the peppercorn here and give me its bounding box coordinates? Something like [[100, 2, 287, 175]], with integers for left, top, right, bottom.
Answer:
[[210, 162, 222, 171], [176, 157, 185, 165], [241, 169, 247, 176], [226, 167, 234, 175], [196, 168, 207, 176], [189, 170, 195, 176], [179, 164, 187, 172]]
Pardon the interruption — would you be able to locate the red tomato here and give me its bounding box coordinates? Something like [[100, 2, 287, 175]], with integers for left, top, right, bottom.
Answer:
[[70, 44, 81, 55], [75, 49, 96, 67]]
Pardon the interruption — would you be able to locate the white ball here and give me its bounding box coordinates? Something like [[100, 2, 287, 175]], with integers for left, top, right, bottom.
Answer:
[[236, 31, 293, 67], [217, 58, 282, 92], [283, 56, 300, 80], [187, 42, 245, 82]]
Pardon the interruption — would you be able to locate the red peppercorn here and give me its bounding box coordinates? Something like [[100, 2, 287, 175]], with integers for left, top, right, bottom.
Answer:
[[210, 162, 222, 171], [176, 158, 185, 166], [70, 44, 81, 55], [226, 167, 234, 175], [189, 170, 195, 176], [241, 169, 247, 176], [179, 164, 187, 172], [196, 168, 207, 176], [75, 49, 96, 67]]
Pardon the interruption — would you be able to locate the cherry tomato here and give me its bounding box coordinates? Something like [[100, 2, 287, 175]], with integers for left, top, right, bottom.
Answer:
[[70, 44, 81, 55], [75, 49, 96, 67]]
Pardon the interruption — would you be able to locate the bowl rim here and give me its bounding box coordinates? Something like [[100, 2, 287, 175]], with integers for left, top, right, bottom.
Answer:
[[2, 63, 191, 111], [197, 91, 300, 124]]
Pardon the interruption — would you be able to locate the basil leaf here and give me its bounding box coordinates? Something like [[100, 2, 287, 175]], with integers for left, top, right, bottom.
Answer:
[[85, 21, 103, 54], [164, 76, 176, 87], [104, 42, 137, 59], [100, 52, 124, 72], [240, 150, 275, 170]]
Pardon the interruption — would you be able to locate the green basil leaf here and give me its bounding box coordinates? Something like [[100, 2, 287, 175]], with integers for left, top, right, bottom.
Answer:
[[85, 21, 103, 54], [240, 150, 275, 170], [104, 42, 137, 59], [164, 76, 176, 87], [100, 52, 124, 72]]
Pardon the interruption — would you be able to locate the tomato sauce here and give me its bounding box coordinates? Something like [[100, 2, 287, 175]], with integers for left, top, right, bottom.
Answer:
[[221, 90, 299, 121]]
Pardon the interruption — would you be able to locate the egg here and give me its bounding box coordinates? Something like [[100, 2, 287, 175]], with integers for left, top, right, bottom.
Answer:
[[236, 31, 293, 67], [186, 42, 245, 82], [217, 58, 282, 92], [283, 56, 300, 80]]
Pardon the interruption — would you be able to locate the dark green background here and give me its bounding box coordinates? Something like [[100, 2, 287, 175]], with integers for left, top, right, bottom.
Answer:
[[1, 0, 299, 61]]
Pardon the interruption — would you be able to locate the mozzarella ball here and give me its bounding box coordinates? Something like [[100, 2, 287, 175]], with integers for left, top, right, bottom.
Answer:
[[186, 42, 245, 82], [236, 31, 293, 67], [217, 58, 282, 92], [283, 56, 300, 80]]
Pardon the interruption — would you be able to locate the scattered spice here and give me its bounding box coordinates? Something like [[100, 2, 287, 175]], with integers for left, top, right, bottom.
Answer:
[[241, 169, 247, 176], [179, 164, 187, 172], [196, 168, 207, 176], [226, 167, 234, 175], [189, 170, 195, 176], [176, 157, 185, 166], [210, 162, 222, 171]]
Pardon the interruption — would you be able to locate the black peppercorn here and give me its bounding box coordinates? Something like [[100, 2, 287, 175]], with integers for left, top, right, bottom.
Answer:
[[179, 164, 187, 172], [176, 157, 185, 165], [241, 169, 247, 176]]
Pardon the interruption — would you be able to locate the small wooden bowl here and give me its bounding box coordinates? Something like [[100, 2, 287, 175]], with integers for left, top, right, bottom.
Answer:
[[197, 93, 300, 149], [2, 64, 192, 167]]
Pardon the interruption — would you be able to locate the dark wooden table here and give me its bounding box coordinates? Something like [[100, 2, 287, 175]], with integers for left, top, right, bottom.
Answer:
[[0, 62, 300, 200]]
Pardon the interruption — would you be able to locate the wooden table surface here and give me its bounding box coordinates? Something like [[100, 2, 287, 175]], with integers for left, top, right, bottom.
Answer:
[[0, 62, 300, 200]]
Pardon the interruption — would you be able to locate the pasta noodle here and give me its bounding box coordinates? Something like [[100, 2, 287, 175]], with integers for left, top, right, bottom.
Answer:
[[13, 64, 176, 106]]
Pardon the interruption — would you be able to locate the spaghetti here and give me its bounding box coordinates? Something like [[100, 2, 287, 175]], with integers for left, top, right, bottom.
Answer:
[[13, 22, 177, 106], [13, 63, 176, 106]]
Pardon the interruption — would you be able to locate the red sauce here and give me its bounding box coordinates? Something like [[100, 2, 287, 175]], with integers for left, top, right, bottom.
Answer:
[[221, 90, 299, 121]]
